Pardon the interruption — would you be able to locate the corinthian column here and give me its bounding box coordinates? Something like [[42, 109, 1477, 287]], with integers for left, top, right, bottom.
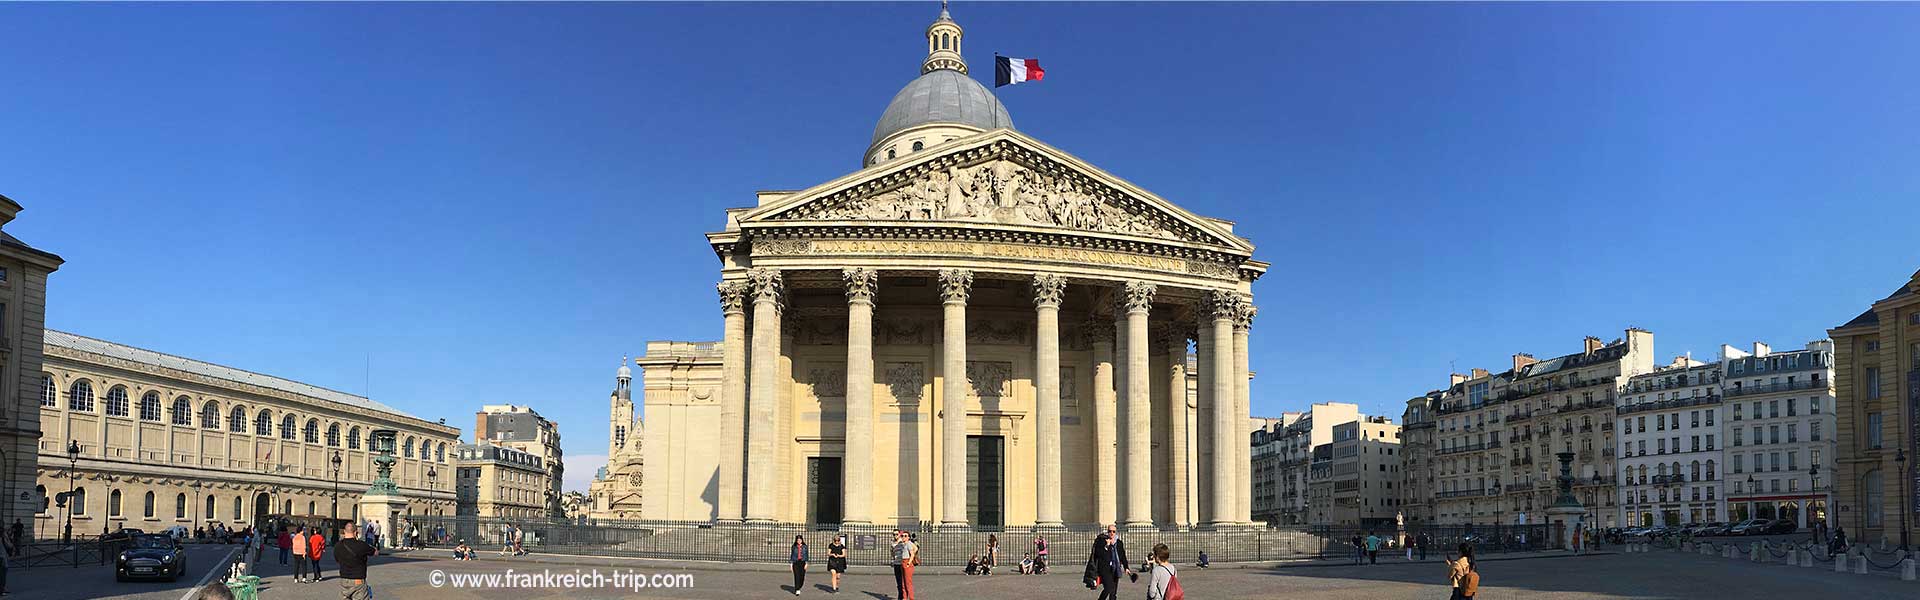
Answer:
[[1194, 323, 1212, 526], [937, 268, 972, 529], [1160, 322, 1191, 530], [1088, 313, 1118, 526], [842, 268, 878, 526], [1233, 302, 1256, 525], [1204, 290, 1239, 529], [745, 268, 783, 523], [717, 281, 749, 523], [1031, 274, 1067, 529], [1122, 281, 1156, 530]]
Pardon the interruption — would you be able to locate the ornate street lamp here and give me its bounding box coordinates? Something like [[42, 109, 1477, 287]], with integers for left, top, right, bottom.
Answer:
[[426, 467, 438, 517], [1898, 449, 1911, 550], [64, 440, 80, 544], [331, 450, 343, 518]]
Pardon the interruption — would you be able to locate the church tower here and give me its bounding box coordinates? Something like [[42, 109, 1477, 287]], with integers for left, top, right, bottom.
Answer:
[[608, 357, 633, 459]]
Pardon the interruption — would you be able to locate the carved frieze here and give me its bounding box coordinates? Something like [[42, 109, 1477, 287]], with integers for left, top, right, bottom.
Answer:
[[885, 362, 924, 404], [790, 320, 849, 346], [805, 363, 847, 399], [1060, 366, 1078, 407], [774, 153, 1204, 244], [876, 319, 934, 346], [966, 319, 1030, 346], [966, 361, 1012, 399]]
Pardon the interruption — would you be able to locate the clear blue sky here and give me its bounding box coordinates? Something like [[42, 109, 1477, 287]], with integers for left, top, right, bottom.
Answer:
[[4, 3, 1917, 493]]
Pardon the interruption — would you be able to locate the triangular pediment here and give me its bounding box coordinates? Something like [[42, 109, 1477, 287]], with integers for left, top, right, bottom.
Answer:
[[737, 130, 1253, 253]]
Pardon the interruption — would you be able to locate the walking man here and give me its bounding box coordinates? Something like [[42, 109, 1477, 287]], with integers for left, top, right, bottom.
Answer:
[[1365, 531, 1381, 565], [335, 522, 378, 600], [291, 526, 311, 583], [1087, 524, 1132, 600]]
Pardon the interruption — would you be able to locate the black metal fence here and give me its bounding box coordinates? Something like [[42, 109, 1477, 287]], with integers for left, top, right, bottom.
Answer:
[[17, 539, 128, 569], [402, 516, 1554, 567]]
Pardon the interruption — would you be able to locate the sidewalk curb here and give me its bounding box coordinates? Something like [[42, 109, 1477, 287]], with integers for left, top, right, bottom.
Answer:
[[419, 548, 1614, 575]]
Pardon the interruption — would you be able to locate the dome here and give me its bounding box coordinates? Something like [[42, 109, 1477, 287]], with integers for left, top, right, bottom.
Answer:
[[870, 69, 1013, 146], [616, 357, 632, 380]]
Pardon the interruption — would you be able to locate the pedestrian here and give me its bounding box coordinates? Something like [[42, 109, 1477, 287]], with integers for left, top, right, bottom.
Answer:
[[789, 534, 809, 596], [334, 522, 378, 600], [1145, 543, 1180, 600], [1446, 543, 1476, 600], [1087, 524, 1133, 600], [291, 526, 311, 583], [277, 528, 292, 565], [827, 534, 848, 593], [891, 530, 918, 600], [7, 520, 20, 556], [1406, 535, 1415, 561], [1350, 534, 1363, 565], [1, 533, 15, 596], [1365, 531, 1381, 565], [1034, 535, 1050, 574], [308, 527, 328, 582], [1418, 533, 1431, 561], [984, 533, 999, 575]]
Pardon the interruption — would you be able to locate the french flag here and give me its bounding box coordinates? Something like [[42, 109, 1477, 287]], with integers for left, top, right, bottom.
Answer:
[[994, 56, 1044, 88]]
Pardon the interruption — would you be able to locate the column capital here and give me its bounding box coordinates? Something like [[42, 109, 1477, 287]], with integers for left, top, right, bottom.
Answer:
[[938, 268, 973, 303], [1122, 281, 1157, 314], [746, 268, 785, 305], [1203, 289, 1243, 322], [1031, 273, 1066, 308], [843, 267, 878, 304], [717, 281, 748, 315], [1234, 303, 1258, 332]]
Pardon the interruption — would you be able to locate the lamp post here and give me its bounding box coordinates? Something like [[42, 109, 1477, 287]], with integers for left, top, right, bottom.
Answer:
[[1746, 474, 1757, 522], [64, 440, 79, 544], [426, 467, 438, 518], [331, 451, 343, 519], [1898, 449, 1910, 550]]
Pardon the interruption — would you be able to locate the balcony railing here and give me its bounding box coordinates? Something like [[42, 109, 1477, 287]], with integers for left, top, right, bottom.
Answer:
[[1725, 379, 1826, 398], [1618, 394, 1723, 415]]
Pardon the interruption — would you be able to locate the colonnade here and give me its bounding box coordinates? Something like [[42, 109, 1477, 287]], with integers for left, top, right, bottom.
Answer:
[[712, 267, 1254, 530]]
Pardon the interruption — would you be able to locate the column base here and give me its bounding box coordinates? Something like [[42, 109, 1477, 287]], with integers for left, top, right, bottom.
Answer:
[[1121, 520, 1155, 532], [936, 522, 972, 532], [1196, 521, 1239, 532], [1032, 520, 1067, 532]]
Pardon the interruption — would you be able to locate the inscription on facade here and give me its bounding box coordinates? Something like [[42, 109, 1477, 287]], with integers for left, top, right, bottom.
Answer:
[[764, 239, 1234, 279]]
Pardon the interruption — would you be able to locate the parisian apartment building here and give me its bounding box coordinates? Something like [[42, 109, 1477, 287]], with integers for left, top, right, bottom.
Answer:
[[1305, 416, 1401, 528], [1617, 354, 1726, 527], [1403, 329, 1654, 529], [1718, 340, 1837, 529], [473, 404, 564, 517], [1250, 402, 1357, 526]]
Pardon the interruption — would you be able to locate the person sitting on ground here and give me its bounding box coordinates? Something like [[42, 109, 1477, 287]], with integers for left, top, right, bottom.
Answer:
[[453, 540, 473, 561], [1196, 550, 1210, 568], [965, 553, 982, 575], [1018, 552, 1035, 574]]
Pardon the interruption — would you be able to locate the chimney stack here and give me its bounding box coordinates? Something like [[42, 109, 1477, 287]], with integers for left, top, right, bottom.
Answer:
[[1512, 353, 1538, 372], [1450, 373, 1467, 386], [1471, 368, 1490, 379]]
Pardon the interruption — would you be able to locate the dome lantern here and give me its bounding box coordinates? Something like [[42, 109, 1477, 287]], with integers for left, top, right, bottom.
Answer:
[[923, 0, 966, 75]]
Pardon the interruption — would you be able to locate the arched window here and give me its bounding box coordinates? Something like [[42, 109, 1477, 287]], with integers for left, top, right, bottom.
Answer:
[[72, 488, 88, 516], [1691, 460, 1701, 480], [108, 489, 123, 517], [308, 501, 316, 515], [304, 419, 320, 444], [327, 423, 341, 447], [143, 491, 155, 518], [404, 437, 415, 458], [1656, 464, 1667, 477], [348, 426, 362, 450], [68, 381, 95, 412], [230, 406, 248, 433], [887, 149, 896, 160], [911, 141, 924, 152], [40, 375, 57, 407], [420, 439, 432, 459], [171, 397, 192, 425], [282, 499, 292, 515], [204, 495, 214, 520], [232, 496, 241, 521], [436, 443, 446, 462], [281, 415, 297, 440], [36, 485, 47, 514], [139, 392, 161, 422], [200, 400, 220, 429], [175, 493, 186, 519], [105, 386, 129, 417], [1706, 460, 1717, 480], [256, 410, 273, 436]]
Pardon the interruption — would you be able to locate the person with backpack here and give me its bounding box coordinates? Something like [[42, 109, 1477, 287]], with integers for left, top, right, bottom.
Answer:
[[1446, 542, 1477, 600], [1145, 543, 1182, 600]]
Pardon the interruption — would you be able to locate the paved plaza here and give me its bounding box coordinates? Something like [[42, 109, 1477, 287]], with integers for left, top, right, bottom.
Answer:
[[24, 542, 1916, 600]]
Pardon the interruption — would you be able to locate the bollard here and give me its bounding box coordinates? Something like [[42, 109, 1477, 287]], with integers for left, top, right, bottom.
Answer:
[[1835, 551, 1849, 573], [1724, 544, 1735, 559], [1854, 549, 1869, 575], [1786, 548, 1798, 566], [1701, 543, 1712, 556], [1801, 547, 1815, 569], [1901, 557, 1916, 582], [1750, 542, 1761, 562]]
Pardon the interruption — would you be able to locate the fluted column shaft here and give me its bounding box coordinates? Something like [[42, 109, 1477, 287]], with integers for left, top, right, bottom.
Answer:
[[717, 282, 749, 522], [1194, 326, 1213, 526], [1206, 291, 1238, 529], [1165, 326, 1191, 530], [745, 269, 784, 523], [1233, 305, 1255, 525], [1123, 282, 1155, 529], [1090, 320, 1118, 526], [842, 268, 878, 525], [938, 269, 972, 528], [1032, 274, 1066, 528]]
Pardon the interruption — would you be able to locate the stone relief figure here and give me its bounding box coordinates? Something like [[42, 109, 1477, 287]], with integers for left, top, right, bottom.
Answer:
[[797, 159, 1187, 241]]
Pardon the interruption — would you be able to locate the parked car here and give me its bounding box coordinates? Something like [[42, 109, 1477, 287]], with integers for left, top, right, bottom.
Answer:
[[1698, 522, 1730, 536], [1764, 519, 1799, 535], [1731, 519, 1771, 535], [115, 534, 187, 582]]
